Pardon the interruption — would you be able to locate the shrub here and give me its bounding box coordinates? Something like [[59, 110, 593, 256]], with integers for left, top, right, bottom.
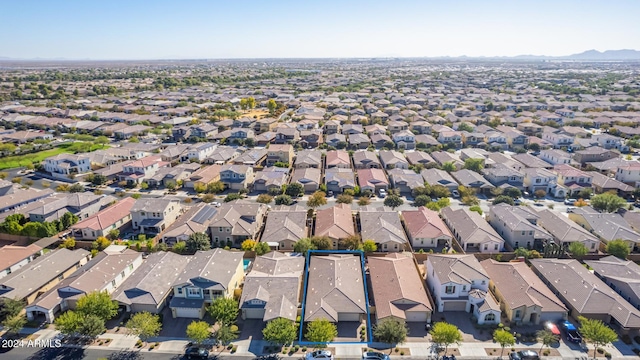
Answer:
[[400, 351, 405, 356], [543, 350, 550, 356], [394, 348, 399, 353], [597, 348, 604, 354], [302, 347, 307, 352]]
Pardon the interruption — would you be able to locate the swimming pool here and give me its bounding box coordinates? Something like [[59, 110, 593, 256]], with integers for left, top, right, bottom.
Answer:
[[243, 259, 252, 271]]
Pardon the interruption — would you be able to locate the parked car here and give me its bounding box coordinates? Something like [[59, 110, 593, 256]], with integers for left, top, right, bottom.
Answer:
[[212, 202, 221, 207], [362, 352, 390, 360], [113, 187, 125, 193], [184, 346, 209, 359], [306, 350, 334, 360], [509, 350, 540, 360], [564, 198, 577, 205], [545, 322, 561, 338], [378, 189, 387, 198], [559, 320, 582, 343], [451, 189, 460, 198]]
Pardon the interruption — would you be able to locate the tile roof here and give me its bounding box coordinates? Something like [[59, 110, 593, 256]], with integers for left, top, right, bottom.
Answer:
[[173, 248, 243, 290], [315, 204, 355, 240], [360, 210, 408, 245], [402, 207, 453, 239], [0, 244, 43, 271], [70, 197, 135, 232], [261, 209, 308, 244]]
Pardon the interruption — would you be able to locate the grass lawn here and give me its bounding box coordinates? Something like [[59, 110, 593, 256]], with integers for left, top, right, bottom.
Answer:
[[0, 142, 110, 170]]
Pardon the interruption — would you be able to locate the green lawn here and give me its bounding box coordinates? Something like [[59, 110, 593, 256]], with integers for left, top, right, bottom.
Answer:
[[0, 142, 110, 170]]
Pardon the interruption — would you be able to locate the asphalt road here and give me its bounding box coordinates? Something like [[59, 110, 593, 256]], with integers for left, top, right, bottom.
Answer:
[[0, 346, 265, 360]]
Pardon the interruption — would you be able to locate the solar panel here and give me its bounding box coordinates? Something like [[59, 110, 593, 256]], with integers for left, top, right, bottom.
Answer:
[[192, 205, 218, 224]]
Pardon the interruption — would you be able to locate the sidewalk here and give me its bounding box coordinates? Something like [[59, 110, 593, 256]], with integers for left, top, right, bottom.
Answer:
[[14, 327, 640, 359]]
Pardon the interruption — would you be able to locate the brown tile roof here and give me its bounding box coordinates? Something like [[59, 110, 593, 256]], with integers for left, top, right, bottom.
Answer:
[[188, 164, 222, 184], [314, 204, 355, 240], [531, 258, 640, 329], [402, 207, 452, 239], [369, 254, 432, 321], [70, 197, 135, 232], [0, 244, 42, 271], [480, 259, 567, 313]]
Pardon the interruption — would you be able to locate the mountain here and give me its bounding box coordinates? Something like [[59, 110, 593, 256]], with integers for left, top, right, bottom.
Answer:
[[565, 49, 640, 60]]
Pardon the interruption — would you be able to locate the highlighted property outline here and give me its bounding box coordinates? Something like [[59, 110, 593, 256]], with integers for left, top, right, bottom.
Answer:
[[297, 249, 373, 345]]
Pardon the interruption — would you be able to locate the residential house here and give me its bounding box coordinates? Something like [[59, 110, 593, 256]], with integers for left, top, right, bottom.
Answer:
[[266, 144, 294, 166], [0, 249, 90, 305], [370, 133, 393, 149], [274, 127, 299, 144], [405, 151, 435, 168], [480, 259, 567, 325], [325, 168, 356, 194], [379, 150, 409, 169], [161, 204, 218, 245], [112, 251, 188, 314], [360, 209, 409, 252], [0, 244, 44, 279], [392, 130, 416, 149], [585, 256, 640, 311], [451, 169, 495, 194], [118, 156, 166, 185], [146, 165, 192, 188], [294, 150, 322, 169], [323, 120, 341, 135], [131, 198, 182, 235], [522, 167, 564, 197], [512, 153, 554, 169], [233, 149, 267, 167], [431, 151, 464, 170], [325, 150, 351, 169], [240, 252, 305, 321], [28, 192, 114, 222], [253, 167, 289, 193], [185, 143, 216, 162], [304, 254, 367, 322], [352, 150, 382, 169], [44, 153, 91, 180], [573, 147, 619, 167], [170, 249, 244, 318], [542, 132, 574, 149], [387, 169, 424, 195], [347, 133, 371, 149], [588, 171, 634, 197], [25, 245, 142, 323], [483, 164, 524, 190], [343, 124, 364, 135], [425, 254, 500, 325], [315, 204, 355, 248], [421, 169, 459, 191], [183, 165, 222, 190], [592, 133, 627, 151], [534, 208, 600, 252], [69, 197, 135, 240], [531, 259, 640, 335], [553, 164, 592, 196], [568, 207, 640, 252], [369, 254, 433, 323], [299, 129, 323, 148], [504, 130, 530, 149], [229, 128, 256, 141], [437, 131, 463, 147], [209, 200, 267, 247], [615, 161, 640, 186], [204, 146, 243, 165], [540, 149, 574, 166], [486, 204, 553, 250], [441, 207, 504, 253], [387, 120, 408, 133], [261, 208, 308, 250], [356, 168, 389, 194], [291, 167, 322, 193], [326, 133, 346, 148], [220, 164, 255, 191], [401, 207, 453, 249]]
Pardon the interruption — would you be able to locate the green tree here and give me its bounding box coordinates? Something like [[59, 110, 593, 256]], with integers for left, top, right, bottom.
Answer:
[[442, 162, 457, 172], [140, 182, 149, 190], [215, 325, 238, 346], [186, 232, 211, 253], [591, 192, 626, 213], [60, 237, 76, 249], [336, 194, 353, 204], [536, 329, 559, 355], [307, 191, 327, 208], [224, 193, 242, 202], [207, 297, 239, 326], [173, 241, 187, 254], [0, 298, 25, 321], [69, 183, 85, 193], [373, 318, 409, 347], [255, 242, 270, 255], [293, 237, 317, 254], [310, 236, 332, 250], [384, 195, 404, 209], [493, 329, 515, 358], [194, 183, 207, 194], [186, 321, 211, 344], [1, 314, 26, 335], [463, 158, 484, 173], [61, 212, 79, 229], [432, 185, 452, 198], [534, 189, 546, 198], [606, 239, 630, 259], [241, 239, 257, 251], [275, 194, 293, 205], [504, 187, 522, 198], [492, 195, 514, 205], [578, 316, 617, 360], [207, 181, 225, 194], [76, 291, 119, 321], [340, 234, 362, 250], [95, 136, 109, 148], [362, 239, 377, 253], [267, 99, 278, 114], [262, 317, 297, 347], [305, 318, 337, 344], [469, 205, 483, 215], [107, 229, 120, 240], [413, 195, 431, 207], [256, 194, 273, 204], [92, 174, 108, 185], [568, 242, 588, 258], [125, 312, 162, 343], [429, 322, 462, 356], [285, 183, 304, 197], [54, 310, 84, 336]]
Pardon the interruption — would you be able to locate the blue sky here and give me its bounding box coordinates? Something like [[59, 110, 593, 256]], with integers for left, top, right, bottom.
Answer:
[[2, 0, 638, 59]]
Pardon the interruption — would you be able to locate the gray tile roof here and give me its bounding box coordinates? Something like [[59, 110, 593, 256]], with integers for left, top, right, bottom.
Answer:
[[173, 248, 243, 290], [261, 209, 308, 244], [441, 207, 504, 247], [535, 208, 600, 244], [359, 210, 408, 245], [584, 256, 640, 310]]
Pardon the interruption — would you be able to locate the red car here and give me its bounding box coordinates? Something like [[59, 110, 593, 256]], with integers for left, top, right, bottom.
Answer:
[[545, 322, 561, 337]]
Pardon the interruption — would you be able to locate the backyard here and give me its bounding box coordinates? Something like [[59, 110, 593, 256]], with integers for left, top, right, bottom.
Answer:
[[0, 142, 108, 170]]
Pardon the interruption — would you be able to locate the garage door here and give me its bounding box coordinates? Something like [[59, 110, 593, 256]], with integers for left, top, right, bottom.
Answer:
[[174, 307, 202, 318], [443, 301, 467, 312], [338, 313, 361, 322], [243, 308, 266, 320], [405, 311, 428, 322]]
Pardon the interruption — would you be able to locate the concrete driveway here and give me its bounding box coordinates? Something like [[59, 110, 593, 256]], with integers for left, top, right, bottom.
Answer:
[[335, 321, 363, 342], [237, 318, 265, 341], [433, 311, 493, 342]]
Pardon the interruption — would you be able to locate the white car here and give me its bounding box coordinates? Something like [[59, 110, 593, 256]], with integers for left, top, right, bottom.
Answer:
[[378, 189, 387, 198], [212, 202, 221, 207], [305, 350, 333, 360], [362, 352, 390, 360]]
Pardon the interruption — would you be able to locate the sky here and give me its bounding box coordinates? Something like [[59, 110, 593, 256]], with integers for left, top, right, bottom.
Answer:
[[1, 0, 639, 60]]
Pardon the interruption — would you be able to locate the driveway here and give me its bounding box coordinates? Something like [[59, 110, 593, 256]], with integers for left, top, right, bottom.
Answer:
[[433, 311, 493, 342], [406, 322, 430, 342], [335, 321, 363, 342], [158, 307, 215, 338], [237, 318, 265, 341]]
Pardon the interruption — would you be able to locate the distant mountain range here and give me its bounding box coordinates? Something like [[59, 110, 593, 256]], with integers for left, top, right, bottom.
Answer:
[[2, 49, 640, 61]]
